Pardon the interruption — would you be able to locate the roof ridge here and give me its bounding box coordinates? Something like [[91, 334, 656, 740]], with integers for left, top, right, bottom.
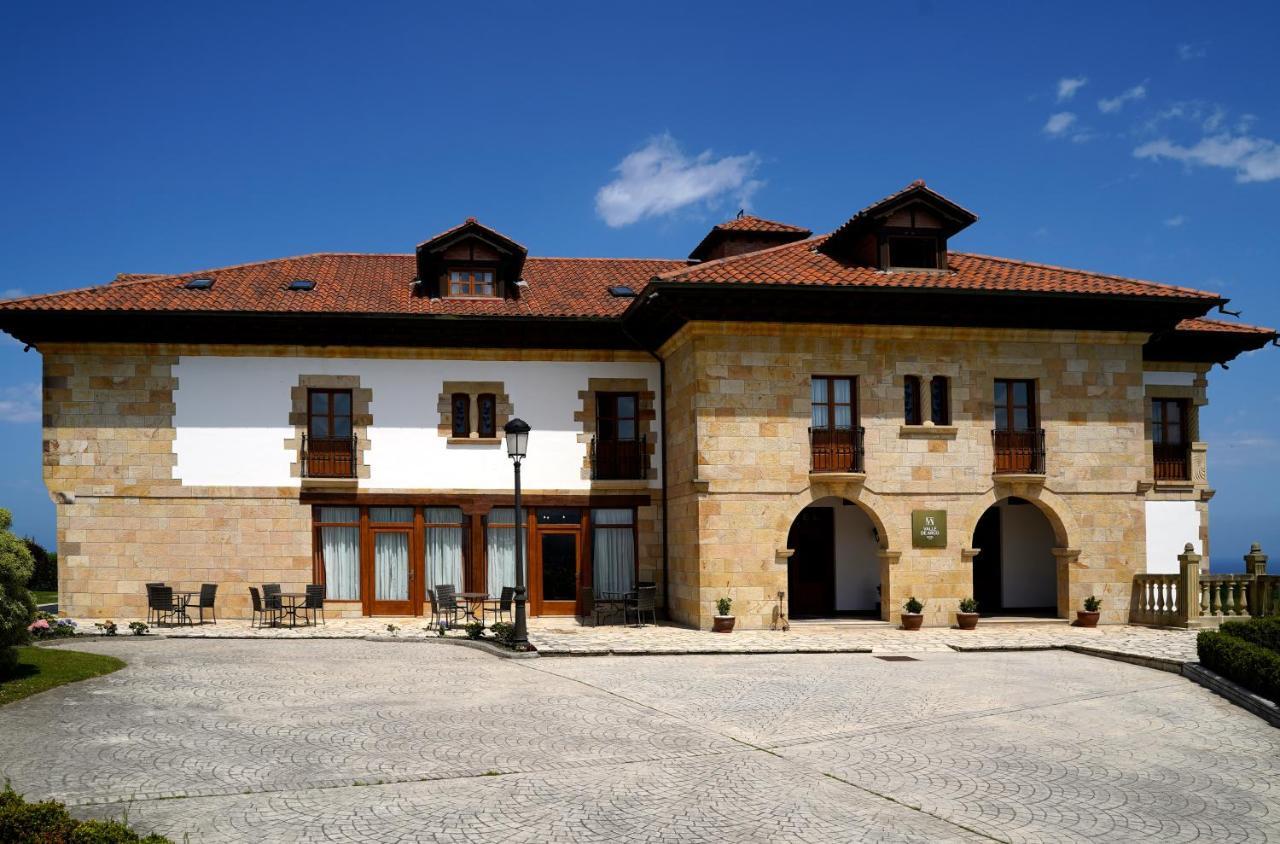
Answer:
[[659, 235, 825, 280], [951, 252, 1220, 299]]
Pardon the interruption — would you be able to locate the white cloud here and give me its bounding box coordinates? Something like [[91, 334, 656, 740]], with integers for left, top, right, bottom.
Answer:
[[1056, 77, 1087, 102], [1134, 133, 1280, 183], [1164, 214, 1187, 227], [595, 134, 762, 227], [1098, 84, 1147, 114], [0, 383, 40, 424], [1043, 112, 1077, 136], [1178, 43, 1207, 61]]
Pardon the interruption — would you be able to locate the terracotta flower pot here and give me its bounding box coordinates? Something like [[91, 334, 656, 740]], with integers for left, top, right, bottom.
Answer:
[[712, 615, 735, 633], [956, 612, 979, 630], [1076, 610, 1100, 628], [900, 613, 924, 631]]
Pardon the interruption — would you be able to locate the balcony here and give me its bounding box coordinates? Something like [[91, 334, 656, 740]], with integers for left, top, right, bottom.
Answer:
[[301, 434, 357, 479], [1153, 442, 1191, 482], [992, 428, 1045, 475], [810, 426, 865, 474], [591, 435, 647, 481]]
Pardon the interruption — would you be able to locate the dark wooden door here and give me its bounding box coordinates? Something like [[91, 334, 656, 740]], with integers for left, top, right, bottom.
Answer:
[[787, 507, 835, 617], [972, 507, 1002, 614], [532, 529, 581, 616]]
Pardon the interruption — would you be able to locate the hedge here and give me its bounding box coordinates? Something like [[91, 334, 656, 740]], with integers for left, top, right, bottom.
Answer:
[[1218, 616, 1280, 655], [0, 784, 171, 844], [1197, 629, 1280, 704]]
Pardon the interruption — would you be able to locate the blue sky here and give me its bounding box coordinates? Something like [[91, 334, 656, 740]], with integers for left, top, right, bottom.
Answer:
[[1, 1, 1277, 568]]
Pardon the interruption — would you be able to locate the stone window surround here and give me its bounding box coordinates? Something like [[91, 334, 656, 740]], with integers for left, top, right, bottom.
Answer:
[[1144, 382, 1206, 488], [576, 377, 658, 481], [438, 381, 512, 444], [285, 375, 373, 480], [897, 369, 958, 438]]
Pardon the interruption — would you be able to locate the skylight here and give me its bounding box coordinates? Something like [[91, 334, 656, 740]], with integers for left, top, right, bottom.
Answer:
[[183, 278, 214, 290], [287, 279, 316, 291], [608, 285, 637, 298]]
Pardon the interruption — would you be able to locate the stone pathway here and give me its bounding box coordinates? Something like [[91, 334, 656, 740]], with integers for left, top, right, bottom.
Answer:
[[1, 639, 1274, 842], [70, 615, 1202, 668]]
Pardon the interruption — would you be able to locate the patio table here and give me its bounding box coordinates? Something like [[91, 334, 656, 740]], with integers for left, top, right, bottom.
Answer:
[[275, 592, 309, 628], [456, 592, 488, 624], [171, 591, 198, 626]]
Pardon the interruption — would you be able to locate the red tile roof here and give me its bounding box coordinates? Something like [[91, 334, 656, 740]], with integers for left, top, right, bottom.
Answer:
[[0, 254, 688, 319], [712, 215, 811, 235], [1175, 317, 1276, 334], [658, 237, 1223, 300]]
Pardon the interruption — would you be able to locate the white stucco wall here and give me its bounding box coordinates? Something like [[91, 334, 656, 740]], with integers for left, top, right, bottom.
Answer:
[[1143, 370, 1196, 387], [172, 355, 661, 490], [1144, 500, 1202, 574], [999, 501, 1058, 608]]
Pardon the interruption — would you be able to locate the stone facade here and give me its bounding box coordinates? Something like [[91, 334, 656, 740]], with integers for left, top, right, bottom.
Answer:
[[659, 322, 1174, 630]]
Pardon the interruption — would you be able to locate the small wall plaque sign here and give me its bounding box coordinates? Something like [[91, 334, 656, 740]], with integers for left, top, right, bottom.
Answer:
[[912, 510, 947, 548]]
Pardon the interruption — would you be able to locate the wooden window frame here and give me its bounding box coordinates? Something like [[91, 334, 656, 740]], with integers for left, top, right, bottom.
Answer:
[[883, 234, 941, 270], [590, 507, 640, 596], [596, 392, 639, 443], [993, 379, 1036, 432], [477, 393, 497, 438], [810, 376, 857, 432], [903, 375, 922, 425], [450, 393, 471, 438], [930, 375, 951, 425], [305, 388, 356, 478], [312, 507, 362, 603], [446, 267, 498, 298], [1152, 398, 1192, 481]]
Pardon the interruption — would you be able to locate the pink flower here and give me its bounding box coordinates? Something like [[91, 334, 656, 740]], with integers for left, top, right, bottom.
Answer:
[[28, 619, 49, 632]]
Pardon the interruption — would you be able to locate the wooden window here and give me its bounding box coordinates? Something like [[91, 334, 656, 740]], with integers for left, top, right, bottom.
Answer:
[[930, 376, 951, 425], [447, 268, 496, 297], [810, 376, 862, 472], [1152, 398, 1191, 481], [450, 393, 470, 438], [305, 388, 355, 477], [477, 393, 497, 438], [903, 376, 922, 425], [993, 379, 1035, 431], [887, 236, 939, 269], [593, 392, 643, 479], [313, 506, 360, 600]]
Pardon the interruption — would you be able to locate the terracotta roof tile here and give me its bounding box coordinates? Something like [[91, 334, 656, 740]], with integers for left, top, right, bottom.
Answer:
[[712, 215, 811, 235], [659, 236, 1221, 300], [0, 254, 688, 319], [1175, 317, 1277, 335]]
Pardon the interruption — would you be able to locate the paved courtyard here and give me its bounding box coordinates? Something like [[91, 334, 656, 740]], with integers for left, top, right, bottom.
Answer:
[[1, 638, 1276, 843]]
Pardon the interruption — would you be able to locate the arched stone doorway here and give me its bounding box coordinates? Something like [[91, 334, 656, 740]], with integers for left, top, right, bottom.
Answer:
[[787, 496, 882, 618], [971, 496, 1059, 616]]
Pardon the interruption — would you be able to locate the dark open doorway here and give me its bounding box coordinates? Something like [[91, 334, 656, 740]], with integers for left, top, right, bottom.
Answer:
[[787, 506, 834, 617], [971, 497, 1058, 617]]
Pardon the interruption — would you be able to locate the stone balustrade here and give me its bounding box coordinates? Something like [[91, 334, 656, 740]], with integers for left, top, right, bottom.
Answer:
[[1131, 543, 1276, 627]]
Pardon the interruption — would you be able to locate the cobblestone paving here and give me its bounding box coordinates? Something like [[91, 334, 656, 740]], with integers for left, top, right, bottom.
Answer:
[[2, 640, 1274, 842]]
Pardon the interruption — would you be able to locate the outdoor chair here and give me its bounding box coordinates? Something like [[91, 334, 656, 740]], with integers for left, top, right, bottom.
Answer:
[[435, 584, 462, 628], [483, 586, 515, 626], [625, 585, 658, 627], [193, 583, 218, 624], [578, 586, 621, 627], [249, 587, 279, 628], [262, 583, 282, 612], [302, 584, 326, 626], [147, 585, 190, 627]]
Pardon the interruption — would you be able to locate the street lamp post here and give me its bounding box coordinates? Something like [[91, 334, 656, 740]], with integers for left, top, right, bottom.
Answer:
[[503, 418, 531, 649]]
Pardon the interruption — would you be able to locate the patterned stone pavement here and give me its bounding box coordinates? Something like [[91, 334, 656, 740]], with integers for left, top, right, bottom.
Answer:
[[2, 639, 1274, 842]]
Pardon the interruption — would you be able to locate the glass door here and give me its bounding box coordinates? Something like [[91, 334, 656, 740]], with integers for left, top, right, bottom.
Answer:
[[366, 507, 415, 616], [534, 530, 581, 616]]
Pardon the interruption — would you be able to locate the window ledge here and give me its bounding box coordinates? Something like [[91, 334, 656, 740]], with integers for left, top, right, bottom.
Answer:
[[991, 473, 1046, 486], [1154, 480, 1196, 490], [447, 437, 502, 446], [301, 476, 359, 489], [899, 424, 957, 439], [809, 471, 867, 485], [590, 478, 653, 490]]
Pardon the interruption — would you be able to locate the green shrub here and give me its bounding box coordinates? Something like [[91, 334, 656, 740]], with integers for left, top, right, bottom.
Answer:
[[1197, 629, 1280, 704], [0, 784, 170, 843], [490, 622, 515, 646], [902, 596, 924, 614], [1219, 616, 1280, 655], [22, 538, 56, 592], [0, 509, 38, 676], [716, 596, 732, 616], [464, 622, 485, 640], [958, 597, 978, 614], [1083, 595, 1102, 612]]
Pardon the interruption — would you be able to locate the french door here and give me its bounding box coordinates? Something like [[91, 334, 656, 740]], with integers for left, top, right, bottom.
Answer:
[[532, 528, 582, 616], [366, 505, 417, 615]]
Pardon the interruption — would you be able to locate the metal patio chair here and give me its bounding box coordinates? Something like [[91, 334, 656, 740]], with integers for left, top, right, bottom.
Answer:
[[193, 583, 218, 624], [302, 584, 326, 626], [249, 586, 279, 628], [483, 586, 515, 626], [435, 584, 462, 628], [625, 585, 658, 628]]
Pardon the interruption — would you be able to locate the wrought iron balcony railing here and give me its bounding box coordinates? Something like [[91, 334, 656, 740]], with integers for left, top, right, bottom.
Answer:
[[301, 434, 358, 479], [590, 435, 647, 481]]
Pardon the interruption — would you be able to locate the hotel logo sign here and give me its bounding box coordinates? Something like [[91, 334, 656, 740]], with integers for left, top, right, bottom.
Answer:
[[912, 510, 947, 548]]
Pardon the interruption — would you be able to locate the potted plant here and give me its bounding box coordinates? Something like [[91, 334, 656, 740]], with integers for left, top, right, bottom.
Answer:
[[1077, 595, 1102, 627], [712, 596, 735, 633], [956, 597, 979, 630], [901, 596, 924, 630]]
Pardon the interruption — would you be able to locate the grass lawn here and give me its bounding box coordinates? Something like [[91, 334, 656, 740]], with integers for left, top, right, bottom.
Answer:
[[0, 646, 125, 706], [31, 589, 57, 605]]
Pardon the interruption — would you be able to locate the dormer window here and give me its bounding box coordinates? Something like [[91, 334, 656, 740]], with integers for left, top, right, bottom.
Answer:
[[887, 236, 940, 270], [448, 269, 496, 298]]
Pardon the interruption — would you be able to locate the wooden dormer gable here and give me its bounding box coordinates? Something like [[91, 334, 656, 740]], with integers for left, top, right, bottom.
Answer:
[[414, 217, 528, 299], [819, 180, 978, 271]]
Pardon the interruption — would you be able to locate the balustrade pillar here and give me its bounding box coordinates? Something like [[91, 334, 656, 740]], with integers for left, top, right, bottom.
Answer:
[[1178, 543, 1203, 628], [1245, 543, 1270, 616]]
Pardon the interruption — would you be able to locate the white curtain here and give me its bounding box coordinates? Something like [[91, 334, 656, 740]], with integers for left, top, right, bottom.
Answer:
[[369, 507, 413, 523], [375, 532, 409, 600], [425, 507, 465, 592], [486, 507, 526, 597], [834, 378, 852, 428], [592, 509, 635, 598], [318, 507, 360, 600]]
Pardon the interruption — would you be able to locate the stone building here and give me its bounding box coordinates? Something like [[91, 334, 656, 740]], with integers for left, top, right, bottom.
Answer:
[[0, 182, 1273, 627]]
